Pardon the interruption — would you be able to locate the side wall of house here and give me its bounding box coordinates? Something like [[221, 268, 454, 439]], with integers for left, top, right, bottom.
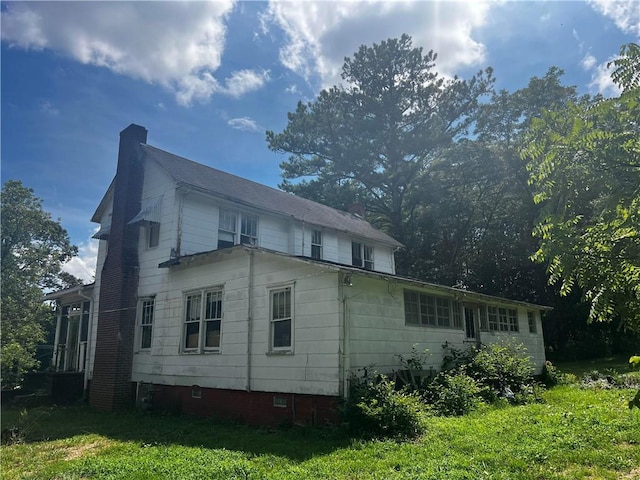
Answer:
[[346, 276, 547, 376], [131, 250, 342, 397]]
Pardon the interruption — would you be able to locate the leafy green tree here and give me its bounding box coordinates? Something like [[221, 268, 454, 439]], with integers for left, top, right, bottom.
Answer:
[[523, 44, 640, 331], [267, 34, 493, 274], [1, 180, 79, 388], [413, 68, 579, 301]]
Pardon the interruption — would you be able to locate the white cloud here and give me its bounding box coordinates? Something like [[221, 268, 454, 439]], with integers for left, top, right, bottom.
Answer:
[[581, 53, 597, 70], [228, 117, 262, 132], [0, 1, 269, 105], [588, 0, 640, 36], [63, 239, 98, 284], [588, 57, 621, 97], [261, 1, 491, 88], [223, 69, 270, 98]]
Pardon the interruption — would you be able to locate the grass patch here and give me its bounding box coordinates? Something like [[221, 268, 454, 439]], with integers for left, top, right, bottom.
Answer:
[[554, 355, 634, 377], [2, 386, 639, 479]]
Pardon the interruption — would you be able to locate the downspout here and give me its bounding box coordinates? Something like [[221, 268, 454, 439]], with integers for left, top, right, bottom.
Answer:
[[340, 273, 351, 399], [245, 249, 254, 391]]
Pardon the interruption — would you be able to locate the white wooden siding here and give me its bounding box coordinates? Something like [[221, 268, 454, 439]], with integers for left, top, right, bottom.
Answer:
[[346, 276, 547, 375], [131, 249, 342, 396]]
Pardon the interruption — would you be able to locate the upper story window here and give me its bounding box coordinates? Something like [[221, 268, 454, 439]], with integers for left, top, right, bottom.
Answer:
[[352, 242, 374, 270], [138, 298, 155, 350], [183, 288, 223, 352], [218, 208, 258, 249], [403, 290, 462, 329], [311, 230, 322, 259], [147, 222, 160, 248], [527, 311, 537, 333]]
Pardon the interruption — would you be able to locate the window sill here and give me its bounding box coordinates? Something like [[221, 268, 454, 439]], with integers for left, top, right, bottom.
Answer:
[[266, 350, 293, 356], [181, 350, 221, 355]]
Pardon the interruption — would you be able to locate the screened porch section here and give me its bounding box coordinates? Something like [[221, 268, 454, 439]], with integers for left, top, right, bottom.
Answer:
[[53, 301, 90, 372]]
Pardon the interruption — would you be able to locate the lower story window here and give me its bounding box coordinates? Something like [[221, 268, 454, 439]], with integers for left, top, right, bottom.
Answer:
[[139, 298, 155, 350], [183, 288, 223, 352], [487, 306, 519, 332], [404, 290, 461, 329], [270, 286, 293, 350], [528, 311, 537, 333]]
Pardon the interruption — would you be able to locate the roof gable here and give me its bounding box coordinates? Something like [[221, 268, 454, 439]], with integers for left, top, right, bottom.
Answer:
[[142, 144, 403, 247]]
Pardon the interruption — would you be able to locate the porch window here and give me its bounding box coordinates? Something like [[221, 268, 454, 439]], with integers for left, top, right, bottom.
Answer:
[[270, 286, 293, 351], [183, 288, 223, 352], [486, 306, 518, 332], [138, 298, 155, 350], [403, 290, 461, 329], [311, 230, 322, 259], [508, 309, 519, 332]]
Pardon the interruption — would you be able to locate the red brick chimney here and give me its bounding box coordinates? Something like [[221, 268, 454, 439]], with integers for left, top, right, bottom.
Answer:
[[89, 124, 147, 411]]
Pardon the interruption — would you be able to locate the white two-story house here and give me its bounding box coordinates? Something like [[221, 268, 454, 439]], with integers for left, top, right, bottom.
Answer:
[[47, 124, 550, 425]]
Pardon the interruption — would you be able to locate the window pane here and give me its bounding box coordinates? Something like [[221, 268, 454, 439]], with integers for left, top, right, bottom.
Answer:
[[185, 322, 199, 349], [240, 215, 258, 245], [148, 222, 160, 248], [205, 291, 222, 319], [351, 242, 362, 266], [528, 311, 536, 333], [272, 289, 291, 320], [186, 295, 201, 322], [273, 319, 291, 348], [141, 325, 152, 349], [404, 291, 419, 324], [436, 298, 450, 327], [205, 319, 221, 348], [363, 245, 373, 270]]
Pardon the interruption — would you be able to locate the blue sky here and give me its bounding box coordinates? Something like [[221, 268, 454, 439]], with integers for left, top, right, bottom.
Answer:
[[1, 1, 638, 282]]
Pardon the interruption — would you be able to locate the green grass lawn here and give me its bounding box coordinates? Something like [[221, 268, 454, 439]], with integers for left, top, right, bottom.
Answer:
[[2, 386, 639, 480], [554, 355, 635, 378]]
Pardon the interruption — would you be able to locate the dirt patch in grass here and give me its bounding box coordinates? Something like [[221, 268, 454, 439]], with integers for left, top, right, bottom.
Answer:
[[63, 439, 110, 461]]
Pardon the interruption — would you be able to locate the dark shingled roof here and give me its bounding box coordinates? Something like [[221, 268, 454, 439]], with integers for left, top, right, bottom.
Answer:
[[142, 144, 403, 247]]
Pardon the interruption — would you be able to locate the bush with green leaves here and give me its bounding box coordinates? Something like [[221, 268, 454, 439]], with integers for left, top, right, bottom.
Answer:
[[341, 371, 426, 439], [464, 340, 535, 400], [427, 371, 481, 416], [541, 361, 572, 387]]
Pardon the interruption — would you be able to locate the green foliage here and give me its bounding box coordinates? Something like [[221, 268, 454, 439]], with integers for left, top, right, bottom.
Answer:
[[1, 180, 79, 388], [523, 44, 640, 331], [427, 371, 481, 416], [341, 372, 426, 439], [267, 34, 493, 274], [540, 361, 572, 387], [608, 43, 640, 92]]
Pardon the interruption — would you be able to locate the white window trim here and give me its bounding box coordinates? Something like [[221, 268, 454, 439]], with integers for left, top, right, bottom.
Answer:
[[136, 297, 155, 352], [218, 207, 259, 248], [351, 241, 374, 270], [311, 229, 323, 259], [268, 283, 295, 354], [147, 222, 160, 249], [181, 287, 224, 354]]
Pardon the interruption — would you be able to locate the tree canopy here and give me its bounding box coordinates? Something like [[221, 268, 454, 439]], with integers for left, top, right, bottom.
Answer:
[[523, 44, 640, 331], [1, 180, 79, 387], [267, 34, 494, 269]]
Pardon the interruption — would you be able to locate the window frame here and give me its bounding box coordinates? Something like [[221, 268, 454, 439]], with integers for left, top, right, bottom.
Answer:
[[182, 287, 223, 353], [311, 229, 322, 259], [403, 290, 462, 330], [268, 284, 294, 353], [352, 241, 374, 270], [527, 311, 537, 334], [218, 208, 258, 249], [137, 297, 155, 351], [147, 222, 160, 249]]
